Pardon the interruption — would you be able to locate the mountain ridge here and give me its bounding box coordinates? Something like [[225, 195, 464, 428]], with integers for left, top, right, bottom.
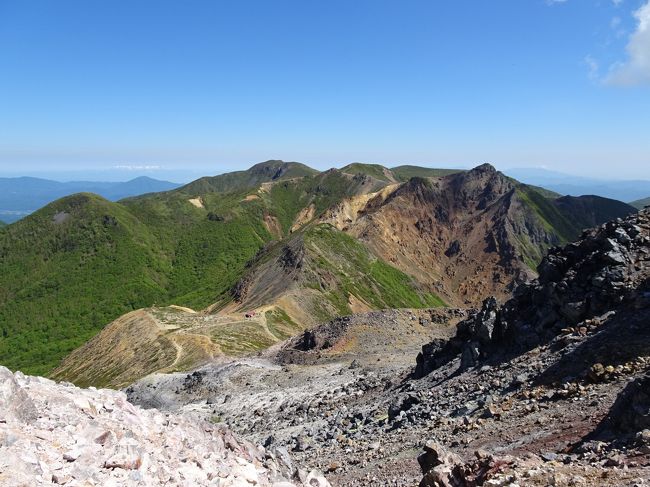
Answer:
[[504, 167, 650, 202], [120, 209, 650, 485], [0, 161, 637, 379], [631, 196, 650, 209]]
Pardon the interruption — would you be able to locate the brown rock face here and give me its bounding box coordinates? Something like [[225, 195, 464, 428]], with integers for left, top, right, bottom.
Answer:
[[322, 164, 556, 306], [416, 209, 650, 379]]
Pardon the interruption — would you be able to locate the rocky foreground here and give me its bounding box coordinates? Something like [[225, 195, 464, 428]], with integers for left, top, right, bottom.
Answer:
[[2, 210, 650, 486], [0, 366, 329, 486]]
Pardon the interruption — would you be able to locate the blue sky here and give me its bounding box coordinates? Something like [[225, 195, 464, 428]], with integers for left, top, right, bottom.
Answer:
[[0, 0, 649, 180]]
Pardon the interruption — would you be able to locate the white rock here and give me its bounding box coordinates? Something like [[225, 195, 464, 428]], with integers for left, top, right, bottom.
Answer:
[[0, 366, 313, 486], [63, 448, 82, 462]]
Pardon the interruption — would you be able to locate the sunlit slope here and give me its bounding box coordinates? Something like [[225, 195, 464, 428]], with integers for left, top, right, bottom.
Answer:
[[0, 161, 636, 378]]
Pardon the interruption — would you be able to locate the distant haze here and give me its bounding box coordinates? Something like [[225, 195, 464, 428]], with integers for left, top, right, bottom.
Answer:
[[2, 162, 650, 190], [0, 176, 181, 222]]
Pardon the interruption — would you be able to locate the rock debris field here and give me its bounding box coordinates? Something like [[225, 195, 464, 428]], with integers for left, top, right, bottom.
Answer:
[[0, 366, 329, 486]]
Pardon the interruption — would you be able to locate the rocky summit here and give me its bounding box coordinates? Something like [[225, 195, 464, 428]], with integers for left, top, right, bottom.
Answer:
[[0, 366, 329, 487], [412, 208, 650, 485]]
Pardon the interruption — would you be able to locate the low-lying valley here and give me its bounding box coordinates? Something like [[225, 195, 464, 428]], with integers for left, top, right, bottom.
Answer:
[[1, 161, 649, 486]]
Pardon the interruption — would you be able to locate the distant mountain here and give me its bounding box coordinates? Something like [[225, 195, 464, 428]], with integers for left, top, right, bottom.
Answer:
[[390, 165, 464, 181], [631, 197, 650, 209], [178, 160, 318, 195], [0, 160, 635, 382], [340, 163, 464, 183], [504, 168, 650, 203], [0, 176, 181, 223]]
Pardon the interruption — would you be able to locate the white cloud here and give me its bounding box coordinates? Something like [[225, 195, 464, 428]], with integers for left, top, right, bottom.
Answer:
[[611, 15, 627, 38], [584, 55, 600, 80], [549, 0, 623, 4], [606, 0, 650, 86], [113, 165, 162, 171]]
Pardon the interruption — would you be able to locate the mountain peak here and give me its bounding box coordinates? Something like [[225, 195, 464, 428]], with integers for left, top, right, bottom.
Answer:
[[248, 160, 318, 180], [249, 159, 286, 169], [126, 176, 157, 182], [468, 162, 497, 175], [339, 163, 396, 182]]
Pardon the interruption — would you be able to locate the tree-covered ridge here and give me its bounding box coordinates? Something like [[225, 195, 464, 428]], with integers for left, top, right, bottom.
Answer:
[[0, 163, 384, 375], [0, 190, 273, 375]]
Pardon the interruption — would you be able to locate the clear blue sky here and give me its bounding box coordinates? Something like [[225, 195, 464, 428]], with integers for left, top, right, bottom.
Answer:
[[0, 0, 649, 179]]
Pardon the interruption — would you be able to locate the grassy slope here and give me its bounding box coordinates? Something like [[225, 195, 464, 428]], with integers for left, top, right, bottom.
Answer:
[[0, 187, 275, 375], [340, 163, 394, 182], [553, 195, 636, 231], [303, 224, 445, 321], [265, 307, 302, 341], [516, 185, 577, 242], [514, 184, 587, 270], [527, 185, 562, 199], [178, 160, 319, 195], [261, 169, 392, 233], [631, 197, 650, 209], [341, 163, 465, 183], [122, 188, 272, 308], [514, 185, 636, 270]]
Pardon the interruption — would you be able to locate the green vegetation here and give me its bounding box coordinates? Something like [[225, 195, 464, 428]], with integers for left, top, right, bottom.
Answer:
[[630, 197, 649, 210], [553, 195, 636, 232], [0, 161, 396, 376], [304, 224, 445, 315], [515, 185, 636, 270], [265, 307, 302, 340], [340, 163, 393, 182], [391, 165, 463, 181], [526, 185, 562, 199], [263, 169, 392, 233], [179, 160, 319, 196], [0, 160, 628, 377], [211, 320, 277, 355], [0, 194, 169, 375], [338, 162, 465, 184], [0, 188, 272, 375], [516, 186, 577, 242]]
